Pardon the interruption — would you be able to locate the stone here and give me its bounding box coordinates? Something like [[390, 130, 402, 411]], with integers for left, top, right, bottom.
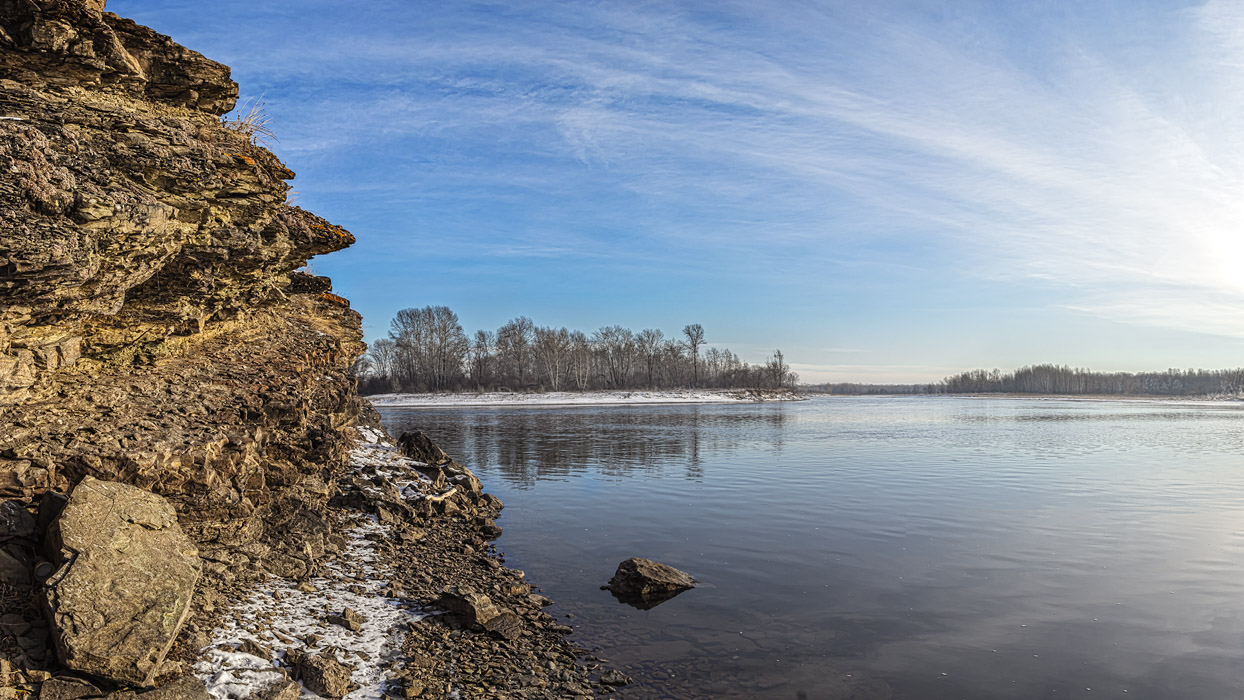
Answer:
[[605, 557, 696, 610], [38, 676, 104, 700], [0, 548, 30, 587], [397, 431, 451, 466], [297, 653, 354, 699], [600, 669, 632, 687], [0, 613, 31, 636], [401, 679, 425, 699], [252, 679, 300, 700], [103, 676, 210, 700], [437, 586, 503, 628], [326, 607, 365, 633], [478, 520, 503, 540], [0, 500, 36, 540], [480, 611, 523, 641], [44, 477, 201, 687], [237, 638, 271, 659], [527, 593, 554, 608]]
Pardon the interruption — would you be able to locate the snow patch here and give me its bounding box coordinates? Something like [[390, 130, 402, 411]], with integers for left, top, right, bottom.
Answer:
[[195, 429, 442, 700], [367, 389, 802, 408]]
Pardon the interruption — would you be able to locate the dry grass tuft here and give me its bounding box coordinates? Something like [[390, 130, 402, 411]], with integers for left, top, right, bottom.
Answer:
[[221, 94, 276, 147]]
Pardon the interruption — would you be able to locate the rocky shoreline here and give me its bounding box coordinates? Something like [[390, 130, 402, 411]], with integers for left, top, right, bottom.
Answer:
[[185, 418, 620, 699], [0, 1, 618, 698]]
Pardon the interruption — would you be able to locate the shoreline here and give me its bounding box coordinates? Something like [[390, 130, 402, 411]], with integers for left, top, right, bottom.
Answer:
[[367, 388, 804, 408], [806, 393, 1244, 405], [187, 412, 615, 699]]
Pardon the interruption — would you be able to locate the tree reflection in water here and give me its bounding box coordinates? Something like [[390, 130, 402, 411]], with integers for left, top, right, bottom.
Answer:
[[377, 404, 789, 488]]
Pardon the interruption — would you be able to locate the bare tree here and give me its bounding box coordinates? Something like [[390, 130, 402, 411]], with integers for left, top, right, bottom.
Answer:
[[469, 330, 495, 390], [683, 323, 705, 387], [361, 308, 802, 395], [534, 326, 572, 391], [635, 328, 664, 388], [388, 306, 469, 391], [569, 331, 592, 390], [767, 349, 790, 388], [593, 325, 636, 388], [496, 316, 535, 388]]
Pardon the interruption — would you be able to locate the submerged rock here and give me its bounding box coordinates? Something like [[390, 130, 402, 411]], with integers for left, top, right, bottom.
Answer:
[[43, 476, 201, 687], [605, 557, 697, 609]]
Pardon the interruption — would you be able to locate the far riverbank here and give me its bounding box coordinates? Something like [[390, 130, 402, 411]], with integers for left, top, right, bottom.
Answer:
[[366, 388, 804, 408]]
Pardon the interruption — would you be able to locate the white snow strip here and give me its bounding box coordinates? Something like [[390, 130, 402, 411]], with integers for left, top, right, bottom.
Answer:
[[367, 389, 803, 408], [194, 517, 428, 700], [194, 429, 444, 700]]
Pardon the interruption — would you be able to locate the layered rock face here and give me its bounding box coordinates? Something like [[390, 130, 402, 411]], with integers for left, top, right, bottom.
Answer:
[[0, 0, 366, 677]]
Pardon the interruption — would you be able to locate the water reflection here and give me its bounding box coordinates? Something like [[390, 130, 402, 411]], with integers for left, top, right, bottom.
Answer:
[[381, 404, 789, 488], [377, 398, 1244, 699]]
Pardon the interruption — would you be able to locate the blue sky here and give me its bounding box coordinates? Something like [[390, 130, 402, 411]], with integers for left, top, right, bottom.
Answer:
[[113, 0, 1244, 383]]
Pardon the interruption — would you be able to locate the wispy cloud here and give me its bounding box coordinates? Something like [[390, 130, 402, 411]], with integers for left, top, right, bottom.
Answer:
[[116, 0, 1244, 371]]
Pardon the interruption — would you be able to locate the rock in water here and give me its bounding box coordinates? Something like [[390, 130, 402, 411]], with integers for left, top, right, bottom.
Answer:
[[605, 558, 696, 609], [43, 477, 201, 687]]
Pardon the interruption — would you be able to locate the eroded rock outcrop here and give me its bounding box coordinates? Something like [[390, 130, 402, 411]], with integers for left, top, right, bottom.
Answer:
[[0, 0, 365, 683], [43, 477, 200, 686]]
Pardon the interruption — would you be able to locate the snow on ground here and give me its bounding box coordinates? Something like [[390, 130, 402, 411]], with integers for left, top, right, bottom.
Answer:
[[194, 427, 437, 700], [367, 389, 802, 408]]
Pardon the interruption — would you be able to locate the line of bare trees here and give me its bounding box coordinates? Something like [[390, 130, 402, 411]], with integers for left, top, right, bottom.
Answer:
[[356, 306, 799, 395], [805, 364, 1244, 397]]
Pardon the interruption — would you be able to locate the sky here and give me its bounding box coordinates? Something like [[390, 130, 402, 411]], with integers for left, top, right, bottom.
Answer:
[[112, 0, 1244, 383]]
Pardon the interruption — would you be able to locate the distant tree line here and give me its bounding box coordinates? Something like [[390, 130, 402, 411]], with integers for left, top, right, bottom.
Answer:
[[356, 306, 799, 395], [805, 364, 1244, 397]]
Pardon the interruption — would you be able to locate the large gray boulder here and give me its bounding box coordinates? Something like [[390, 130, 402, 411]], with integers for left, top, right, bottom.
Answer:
[[605, 558, 697, 610], [43, 477, 201, 687]]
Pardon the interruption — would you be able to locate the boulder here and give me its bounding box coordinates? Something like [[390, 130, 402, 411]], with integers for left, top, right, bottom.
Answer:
[[297, 653, 354, 699], [102, 676, 210, 700], [437, 586, 502, 627], [481, 611, 523, 641], [600, 669, 633, 687], [38, 676, 103, 700], [326, 607, 365, 633], [43, 477, 201, 687], [397, 431, 451, 466], [436, 585, 522, 639], [605, 558, 696, 609]]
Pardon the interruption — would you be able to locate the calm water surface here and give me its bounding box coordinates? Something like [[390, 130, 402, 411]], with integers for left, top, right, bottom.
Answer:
[[379, 397, 1244, 699]]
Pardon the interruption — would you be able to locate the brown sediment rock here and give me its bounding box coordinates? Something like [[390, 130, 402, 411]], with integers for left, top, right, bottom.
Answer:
[[43, 477, 200, 686], [605, 557, 697, 610], [0, 0, 364, 692]]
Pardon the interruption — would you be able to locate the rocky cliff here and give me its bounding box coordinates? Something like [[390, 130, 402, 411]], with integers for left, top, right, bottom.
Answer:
[[1, 0, 365, 676], [0, 4, 616, 698]]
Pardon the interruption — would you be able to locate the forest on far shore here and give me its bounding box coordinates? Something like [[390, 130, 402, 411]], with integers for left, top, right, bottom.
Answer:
[[807, 364, 1244, 397], [356, 305, 799, 395]]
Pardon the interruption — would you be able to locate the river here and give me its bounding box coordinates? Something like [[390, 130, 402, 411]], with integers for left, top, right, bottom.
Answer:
[[378, 396, 1244, 699]]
